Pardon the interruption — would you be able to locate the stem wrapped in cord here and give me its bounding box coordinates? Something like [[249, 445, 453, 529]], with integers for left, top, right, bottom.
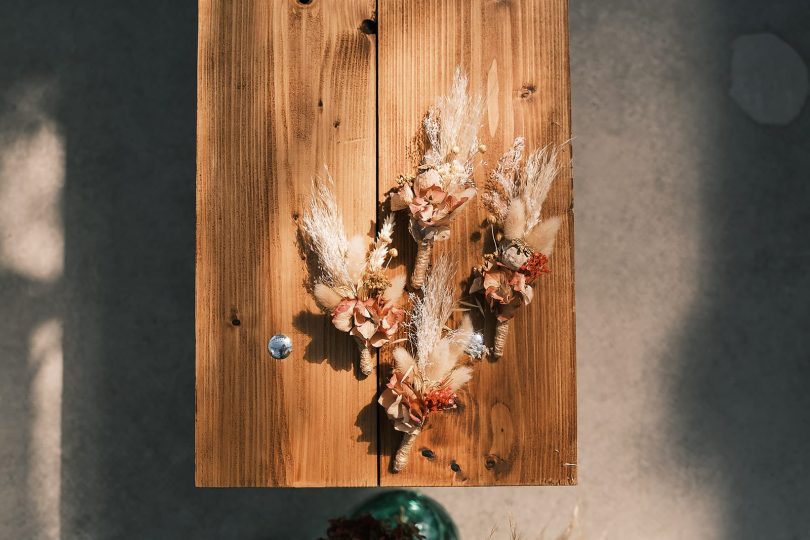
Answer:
[[357, 342, 373, 376], [493, 319, 510, 358], [410, 241, 433, 289], [393, 431, 420, 472]]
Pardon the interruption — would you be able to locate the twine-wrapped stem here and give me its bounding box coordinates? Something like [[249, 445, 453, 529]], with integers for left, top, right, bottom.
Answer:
[[410, 241, 433, 289], [393, 430, 420, 472], [357, 342, 373, 376], [493, 319, 510, 358]]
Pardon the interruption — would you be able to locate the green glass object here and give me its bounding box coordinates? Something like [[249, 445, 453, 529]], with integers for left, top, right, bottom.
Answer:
[[351, 489, 459, 540]]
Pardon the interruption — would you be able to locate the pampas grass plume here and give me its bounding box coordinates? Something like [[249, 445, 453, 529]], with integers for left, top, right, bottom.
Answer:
[[446, 365, 473, 391], [526, 215, 562, 256], [383, 274, 407, 303], [503, 198, 527, 241], [313, 283, 342, 311], [393, 347, 416, 374]]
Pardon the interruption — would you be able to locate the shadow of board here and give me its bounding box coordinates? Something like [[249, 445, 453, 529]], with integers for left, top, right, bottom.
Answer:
[[666, 1, 810, 538], [26, 1, 376, 539]]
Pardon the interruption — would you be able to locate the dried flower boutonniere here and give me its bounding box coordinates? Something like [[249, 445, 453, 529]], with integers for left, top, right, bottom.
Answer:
[[301, 175, 406, 376], [390, 68, 483, 289], [470, 137, 565, 358], [378, 256, 477, 472]]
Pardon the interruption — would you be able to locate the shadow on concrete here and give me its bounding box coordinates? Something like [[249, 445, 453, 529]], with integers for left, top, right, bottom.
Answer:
[[0, 2, 373, 539], [669, 2, 810, 538]]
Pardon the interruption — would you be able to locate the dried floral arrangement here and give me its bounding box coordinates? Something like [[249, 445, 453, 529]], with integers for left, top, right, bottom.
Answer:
[[390, 68, 484, 289], [470, 137, 565, 358], [378, 256, 477, 472], [300, 174, 406, 376]]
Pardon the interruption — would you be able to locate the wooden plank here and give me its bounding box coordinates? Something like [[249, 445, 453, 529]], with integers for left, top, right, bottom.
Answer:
[[196, 0, 378, 487], [377, 0, 576, 486]]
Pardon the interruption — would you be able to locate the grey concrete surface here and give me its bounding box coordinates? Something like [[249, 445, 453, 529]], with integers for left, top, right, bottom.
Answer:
[[1, 1, 808, 539]]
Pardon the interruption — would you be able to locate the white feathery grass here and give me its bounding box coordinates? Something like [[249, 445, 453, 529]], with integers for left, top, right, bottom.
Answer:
[[313, 283, 342, 311], [492, 136, 525, 199], [446, 365, 473, 391], [393, 347, 416, 374], [525, 215, 562, 256], [346, 234, 367, 284], [368, 214, 396, 271], [425, 338, 453, 382], [366, 246, 387, 272], [423, 317, 476, 387], [300, 174, 353, 291], [520, 144, 561, 234], [383, 274, 406, 303], [447, 314, 474, 360], [409, 255, 456, 369], [377, 214, 395, 244], [503, 198, 527, 241], [423, 68, 483, 169]]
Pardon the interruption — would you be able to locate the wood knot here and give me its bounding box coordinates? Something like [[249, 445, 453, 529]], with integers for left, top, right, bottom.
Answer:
[[359, 19, 377, 35], [333, 119, 341, 128], [519, 84, 536, 99]]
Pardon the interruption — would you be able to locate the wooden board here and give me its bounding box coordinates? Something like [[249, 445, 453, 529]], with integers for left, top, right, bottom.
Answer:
[[196, 0, 574, 488], [195, 0, 378, 486], [377, 0, 576, 486]]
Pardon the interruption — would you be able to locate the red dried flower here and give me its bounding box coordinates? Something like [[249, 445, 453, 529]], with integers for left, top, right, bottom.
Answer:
[[423, 387, 458, 413], [519, 251, 550, 282]]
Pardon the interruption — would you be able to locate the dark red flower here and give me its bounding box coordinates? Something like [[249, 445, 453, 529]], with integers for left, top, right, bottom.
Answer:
[[518, 251, 550, 282]]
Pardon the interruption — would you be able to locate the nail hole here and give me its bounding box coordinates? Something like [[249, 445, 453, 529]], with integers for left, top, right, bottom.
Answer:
[[519, 84, 536, 99], [231, 318, 241, 326], [317, 99, 323, 108], [297, 0, 313, 4], [421, 448, 435, 460], [359, 19, 377, 35], [485, 458, 496, 469], [450, 461, 461, 472], [333, 119, 341, 128]]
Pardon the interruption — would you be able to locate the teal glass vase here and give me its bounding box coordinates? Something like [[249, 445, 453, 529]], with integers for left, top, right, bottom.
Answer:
[[351, 489, 459, 540]]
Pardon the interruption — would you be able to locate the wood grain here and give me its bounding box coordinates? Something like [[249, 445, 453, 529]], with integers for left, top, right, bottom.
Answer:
[[195, 0, 378, 486], [377, 0, 576, 486]]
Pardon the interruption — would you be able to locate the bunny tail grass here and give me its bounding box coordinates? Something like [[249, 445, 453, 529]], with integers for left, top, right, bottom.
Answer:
[[393, 431, 420, 472], [493, 319, 510, 358], [410, 242, 433, 289]]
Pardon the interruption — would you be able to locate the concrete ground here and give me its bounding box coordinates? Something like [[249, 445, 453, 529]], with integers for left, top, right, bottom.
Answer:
[[1, 1, 809, 538]]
